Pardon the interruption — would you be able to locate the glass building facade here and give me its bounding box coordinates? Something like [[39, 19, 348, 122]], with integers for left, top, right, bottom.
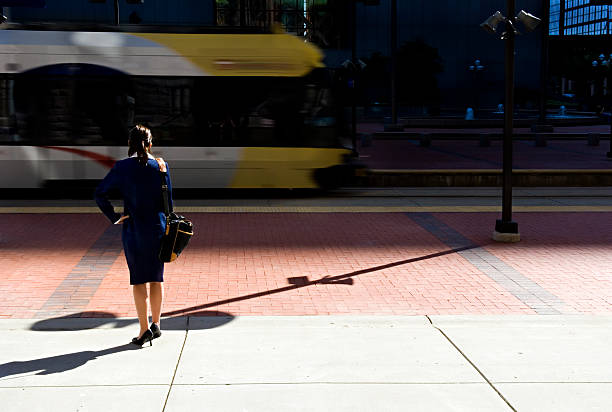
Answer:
[[550, 0, 611, 35], [215, 0, 349, 48]]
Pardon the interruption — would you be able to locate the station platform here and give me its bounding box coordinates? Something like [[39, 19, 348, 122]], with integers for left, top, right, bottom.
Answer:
[[1, 188, 611, 411], [355, 123, 612, 186], [1, 188, 611, 319]]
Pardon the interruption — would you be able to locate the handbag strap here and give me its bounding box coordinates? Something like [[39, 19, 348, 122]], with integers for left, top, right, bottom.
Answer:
[[155, 157, 170, 217]]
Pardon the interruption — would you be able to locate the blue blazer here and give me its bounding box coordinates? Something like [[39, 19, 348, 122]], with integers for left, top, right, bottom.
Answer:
[[95, 156, 173, 284]]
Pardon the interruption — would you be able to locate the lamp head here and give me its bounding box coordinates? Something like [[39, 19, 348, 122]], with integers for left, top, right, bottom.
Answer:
[[516, 10, 541, 32], [480, 11, 505, 34]]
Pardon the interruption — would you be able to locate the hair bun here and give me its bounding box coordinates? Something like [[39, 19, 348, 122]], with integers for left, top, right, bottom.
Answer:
[[133, 125, 152, 143]]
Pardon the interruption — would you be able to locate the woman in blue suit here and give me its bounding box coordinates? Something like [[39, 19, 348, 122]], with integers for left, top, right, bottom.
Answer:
[[95, 125, 172, 347]]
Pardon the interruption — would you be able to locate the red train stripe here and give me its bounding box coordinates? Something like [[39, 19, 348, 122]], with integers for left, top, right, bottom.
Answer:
[[41, 146, 116, 169]]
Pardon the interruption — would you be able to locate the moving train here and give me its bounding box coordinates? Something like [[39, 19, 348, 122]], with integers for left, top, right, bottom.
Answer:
[[0, 23, 357, 189]]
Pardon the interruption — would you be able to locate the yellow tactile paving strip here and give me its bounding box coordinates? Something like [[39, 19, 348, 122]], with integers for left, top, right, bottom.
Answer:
[[1, 206, 612, 213]]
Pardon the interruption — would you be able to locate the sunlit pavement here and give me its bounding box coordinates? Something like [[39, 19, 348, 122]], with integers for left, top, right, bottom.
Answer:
[[1, 188, 611, 411]]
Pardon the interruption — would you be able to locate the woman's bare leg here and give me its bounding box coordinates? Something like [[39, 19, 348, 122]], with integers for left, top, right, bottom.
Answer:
[[132, 284, 149, 337], [149, 282, 163, 327]]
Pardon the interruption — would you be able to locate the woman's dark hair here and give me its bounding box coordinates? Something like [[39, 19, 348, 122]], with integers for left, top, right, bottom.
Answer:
[[128, 125, 153, 166]]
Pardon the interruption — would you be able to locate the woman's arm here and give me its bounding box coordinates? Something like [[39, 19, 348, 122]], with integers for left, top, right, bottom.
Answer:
[[95, 164, 123, 224]]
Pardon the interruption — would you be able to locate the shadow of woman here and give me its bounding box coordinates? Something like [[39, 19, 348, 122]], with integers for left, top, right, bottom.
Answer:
[[30, 311, 234, 331], [0, 343, 138, 379], [5, 311, 236, 381]]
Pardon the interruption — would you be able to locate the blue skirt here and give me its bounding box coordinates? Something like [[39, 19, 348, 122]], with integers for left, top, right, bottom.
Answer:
[[122, 219, 164, 285]]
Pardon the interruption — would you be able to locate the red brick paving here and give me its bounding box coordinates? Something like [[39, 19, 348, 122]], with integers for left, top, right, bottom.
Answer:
[[0, 214, 109, 318], [356, 123, 612, 170], [1, 212, 611, 319], [359, 139, 612, 170], [435, 212, 612, 314]]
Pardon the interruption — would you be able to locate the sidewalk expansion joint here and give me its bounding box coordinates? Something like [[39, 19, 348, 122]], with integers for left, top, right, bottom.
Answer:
[[162, 316, 189, 412], [169, 382, 488, 386], [426, 315, 518, 412], [0, 384, 169, 388]]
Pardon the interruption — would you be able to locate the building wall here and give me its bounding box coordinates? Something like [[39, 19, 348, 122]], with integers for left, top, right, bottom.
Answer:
[[354, 0, 545, 108], [6, 0, 544, 109], [8, 0, 214, 25]]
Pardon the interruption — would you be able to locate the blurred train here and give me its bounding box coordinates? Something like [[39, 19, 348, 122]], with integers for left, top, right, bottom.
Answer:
[[0, 23, 358, 190]]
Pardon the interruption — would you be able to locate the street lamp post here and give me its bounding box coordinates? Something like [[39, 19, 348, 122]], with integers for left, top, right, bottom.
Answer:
[[391, 0, 397, 125], [384, 0, 402, 132], [351, 0, 357, 154], [497, 0, 519, 241], [468, 59, 485, 118], [481, 2, 541, 242], [114, 0, 119, 25], [592, 53, 612, 158]]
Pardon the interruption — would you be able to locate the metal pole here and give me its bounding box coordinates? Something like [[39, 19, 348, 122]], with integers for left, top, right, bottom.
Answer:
[[495, 0, 519, 237], [391, 0, 398, 125], [559, 0, 565, 36], [538, 0, 550, 124], [609, 23, 612, 158], [239, 0, 246, 27], [351, 0, 357, 154], [114, 0, 119, 25], [608, 79, 612, 156], [608, 110, 612, 157]]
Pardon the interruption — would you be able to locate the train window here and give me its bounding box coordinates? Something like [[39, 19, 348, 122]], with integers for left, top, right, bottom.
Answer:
[[10, 67, 132, 146], [0, 75, 17, 144], [1, 68, 343, 148]]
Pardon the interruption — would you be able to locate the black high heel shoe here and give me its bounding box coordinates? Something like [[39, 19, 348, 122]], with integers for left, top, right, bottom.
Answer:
[[150, 323, 162, 340], [131, 329, 153, 347]]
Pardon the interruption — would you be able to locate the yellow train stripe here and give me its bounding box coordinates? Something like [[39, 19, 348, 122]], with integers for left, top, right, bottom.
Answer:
[[1, 206, 611, 214], [230, 147, 350, 189], [133, 33, 324, 77]]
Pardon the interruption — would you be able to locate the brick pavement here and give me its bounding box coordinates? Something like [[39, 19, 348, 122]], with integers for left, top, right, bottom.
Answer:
[[357, 122, 612, 170], [1, 210, 611, 319], [358, 139, 612, 170]]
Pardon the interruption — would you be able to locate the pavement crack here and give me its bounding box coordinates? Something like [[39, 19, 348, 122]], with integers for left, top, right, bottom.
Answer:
[[162, 317, 189, 412], [427, 315, 518, 412]]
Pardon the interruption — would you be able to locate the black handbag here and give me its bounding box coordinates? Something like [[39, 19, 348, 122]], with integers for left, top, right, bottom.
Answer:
[[155, 158, 193, 262]]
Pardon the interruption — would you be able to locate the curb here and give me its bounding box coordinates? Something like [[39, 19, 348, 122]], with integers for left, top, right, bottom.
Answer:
[[354, 169, 612, 187]]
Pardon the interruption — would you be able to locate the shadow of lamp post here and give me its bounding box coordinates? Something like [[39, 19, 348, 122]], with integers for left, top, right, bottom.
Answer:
[[481, 2, 541, 243]]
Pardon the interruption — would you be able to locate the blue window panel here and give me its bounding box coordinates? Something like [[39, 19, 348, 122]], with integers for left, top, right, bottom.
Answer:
[[8, 0, 214, 25], [0, 0, 45, 6]]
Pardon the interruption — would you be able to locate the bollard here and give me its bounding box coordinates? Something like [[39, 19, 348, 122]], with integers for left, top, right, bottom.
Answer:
[[534, 133, 547, 147], [479, 133, 491, 147], [587, 133, 600, 146], [419, 133, 431, 147], [465, 107, 475, 120]]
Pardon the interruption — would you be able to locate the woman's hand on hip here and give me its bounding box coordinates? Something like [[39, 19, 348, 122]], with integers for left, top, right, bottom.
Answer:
[[114, 215, 130, 224]]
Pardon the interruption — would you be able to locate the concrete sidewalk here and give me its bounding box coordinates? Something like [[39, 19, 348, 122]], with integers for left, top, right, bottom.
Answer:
[[1, 316, 611, 412]]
